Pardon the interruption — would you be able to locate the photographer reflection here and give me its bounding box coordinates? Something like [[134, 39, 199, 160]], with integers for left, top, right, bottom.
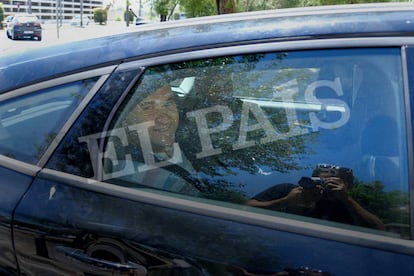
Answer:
[[247, 164, 385, 230]]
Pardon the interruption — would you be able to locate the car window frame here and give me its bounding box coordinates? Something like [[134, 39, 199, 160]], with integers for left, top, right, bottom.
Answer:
[[402, 45, 414, 241], [0, 66, 116, 172], [109, 38, 414, 237], [42, 37, 414, 256]]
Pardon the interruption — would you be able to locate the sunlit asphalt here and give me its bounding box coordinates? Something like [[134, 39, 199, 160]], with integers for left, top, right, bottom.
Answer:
[[0, 21, 139, 55]]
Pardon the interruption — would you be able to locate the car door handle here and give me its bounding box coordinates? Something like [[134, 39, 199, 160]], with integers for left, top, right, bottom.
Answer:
[[55, 245, 147, 275]]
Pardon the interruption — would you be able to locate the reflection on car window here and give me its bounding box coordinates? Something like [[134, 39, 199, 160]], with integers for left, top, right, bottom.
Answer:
[[0, 78, 98, 164], [96, 49, 408, 238]]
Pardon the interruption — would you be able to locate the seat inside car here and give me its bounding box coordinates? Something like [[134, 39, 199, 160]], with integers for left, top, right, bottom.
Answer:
[[361, 115, 400, 188], [310, 59, 401, 189], [350, 61, 401, 189]]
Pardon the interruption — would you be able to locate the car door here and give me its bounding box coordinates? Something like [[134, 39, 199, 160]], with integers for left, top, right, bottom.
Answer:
[[12, 42, 414, 275], [0, 68, 111, 274], [0, 163, 36, 274]]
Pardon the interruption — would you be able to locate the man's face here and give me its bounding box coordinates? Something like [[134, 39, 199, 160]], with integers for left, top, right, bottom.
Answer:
[[129, 86, 179, 152]]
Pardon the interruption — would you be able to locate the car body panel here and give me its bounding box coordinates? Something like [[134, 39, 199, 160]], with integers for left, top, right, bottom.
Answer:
[[0, 161, 39, 274], [12, 173, 414, 275]]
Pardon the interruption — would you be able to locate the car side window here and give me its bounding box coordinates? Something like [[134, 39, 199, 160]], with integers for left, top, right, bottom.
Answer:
[[0, 78, 98, 164], [102, 49, 409, 238]]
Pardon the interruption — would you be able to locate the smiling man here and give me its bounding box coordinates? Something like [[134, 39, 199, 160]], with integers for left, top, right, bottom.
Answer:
[[104, 85, 201, 195], [125, 85, 180, 159]]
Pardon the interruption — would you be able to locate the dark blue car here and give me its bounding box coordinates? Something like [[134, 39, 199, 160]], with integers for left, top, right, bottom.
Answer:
[[1, 3, 414, 275]]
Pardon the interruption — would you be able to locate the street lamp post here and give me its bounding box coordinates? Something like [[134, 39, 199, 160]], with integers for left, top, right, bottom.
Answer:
[[126, 0, 130, 27], [27, 0, 32, 14], [80, 0, 84, 27], [56, 0, 62, 38]]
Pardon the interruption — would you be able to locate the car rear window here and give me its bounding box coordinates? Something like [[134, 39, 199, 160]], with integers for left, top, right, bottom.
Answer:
[[0, 78, 98, 164], [16, 16, 39, 22]]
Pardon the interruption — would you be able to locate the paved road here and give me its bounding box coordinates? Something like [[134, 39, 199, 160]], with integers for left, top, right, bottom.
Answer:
[[0, 21, 137, 55]]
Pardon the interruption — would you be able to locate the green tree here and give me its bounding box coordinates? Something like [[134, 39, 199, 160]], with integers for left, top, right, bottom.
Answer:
[[349, 180, 409, 225], [179, 0, 236, 15], [156, 0, 409, 20], [0, 3, 4, 30], [216, 0, 236, 14], [237, 0, 274, 12], [180, 0, 216, 17], [278, 0, 303, 8], [93, 7, 108, 25], [154, 0, 179, 21], [238, 0, 406, 10], [306, 0, 408, 6], [124, 9, 135, 23]]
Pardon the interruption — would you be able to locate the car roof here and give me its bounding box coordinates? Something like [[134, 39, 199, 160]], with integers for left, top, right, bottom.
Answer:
[[1, 2, 414, 94]]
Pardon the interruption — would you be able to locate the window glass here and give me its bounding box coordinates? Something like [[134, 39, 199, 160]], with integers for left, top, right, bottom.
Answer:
[[46, 69, 141, 177], [101, 49, 409, 238], [0, 78, 98, 164]]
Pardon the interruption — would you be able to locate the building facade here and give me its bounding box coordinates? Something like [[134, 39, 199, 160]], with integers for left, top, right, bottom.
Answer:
[[0, 0, 103, 20]]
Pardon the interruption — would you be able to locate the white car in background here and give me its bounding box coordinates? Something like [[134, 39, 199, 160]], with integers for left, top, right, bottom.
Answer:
[[70, 15, 90, 27]]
